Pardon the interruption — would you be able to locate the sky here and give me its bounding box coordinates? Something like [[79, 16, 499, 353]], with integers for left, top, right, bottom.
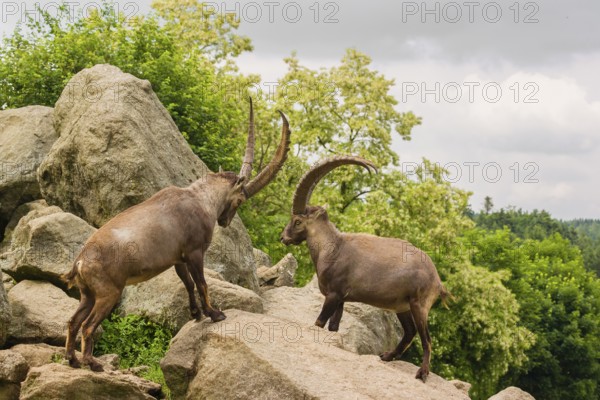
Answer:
[[1, 1, 599, 219]]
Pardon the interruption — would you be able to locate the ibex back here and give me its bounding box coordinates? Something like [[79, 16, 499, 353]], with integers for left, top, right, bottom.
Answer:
[[280, 156, 450, 382], [63, 100, 291, 371]]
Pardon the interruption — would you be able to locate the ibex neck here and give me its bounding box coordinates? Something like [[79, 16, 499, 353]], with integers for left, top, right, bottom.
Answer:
[[188, 175, 231, 223], [306, 220, 342, 268]]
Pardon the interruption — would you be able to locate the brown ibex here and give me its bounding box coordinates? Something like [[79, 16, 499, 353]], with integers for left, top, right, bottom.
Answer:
[[280, 156, 450, 381], [63, 100, 291, 371]]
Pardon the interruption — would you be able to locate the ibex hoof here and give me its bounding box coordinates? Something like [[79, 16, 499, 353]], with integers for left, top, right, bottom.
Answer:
[[191, 309, 202, 320], [415, 367, 429, 382], [68, 357, 82, 369], [379, 352, 397, 362], [86, 359, 104, 372], [210, 310, 226, 322]]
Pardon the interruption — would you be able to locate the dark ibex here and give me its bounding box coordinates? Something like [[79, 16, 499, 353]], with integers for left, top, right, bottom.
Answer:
[[63, 100, 291, 371], [280, 156, 450, 381]]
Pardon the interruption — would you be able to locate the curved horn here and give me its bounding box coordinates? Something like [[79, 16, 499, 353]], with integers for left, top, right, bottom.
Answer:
[[292, 156, 377, 215], [239, 97, 255, 180], [244, 110, 292, 198]]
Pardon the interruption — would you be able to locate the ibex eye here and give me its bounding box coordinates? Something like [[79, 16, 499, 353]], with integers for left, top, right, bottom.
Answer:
[[294, 220, 301, 226]]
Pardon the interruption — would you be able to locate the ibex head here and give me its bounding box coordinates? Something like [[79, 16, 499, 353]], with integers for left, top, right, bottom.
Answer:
[[217, 98, 292, 227], [280, 156, 377, 244]]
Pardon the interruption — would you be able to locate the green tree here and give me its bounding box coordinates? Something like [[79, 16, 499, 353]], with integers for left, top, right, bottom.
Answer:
[[465, 228, 600, 400], [0, 2, 250, 171]]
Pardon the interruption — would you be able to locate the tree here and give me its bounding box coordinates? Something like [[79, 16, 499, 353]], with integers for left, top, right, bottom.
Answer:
[[0, 2, 250, 171], [465, 228, 600, 400], [483, 196, 494, 214]]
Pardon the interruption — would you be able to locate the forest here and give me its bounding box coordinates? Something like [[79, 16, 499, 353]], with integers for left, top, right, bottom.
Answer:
[[1, 2, 599, 399]]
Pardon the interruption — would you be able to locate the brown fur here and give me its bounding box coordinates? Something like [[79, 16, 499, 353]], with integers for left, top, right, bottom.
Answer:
[[281, 206, 450, 382]]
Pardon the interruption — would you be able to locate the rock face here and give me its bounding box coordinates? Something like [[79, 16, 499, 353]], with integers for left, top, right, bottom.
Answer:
[[120, 268, 263, 331], [262, 276, 402, 355], [2, 209, 96, 290], [0, 350, 29, 383], [37, 64, 258, 290], [488, 386, 535, 400], [0, 106, 57, 242], [6, 280, 78, 346], [9, 343, 66, 368], [0, 200, 49, 247], [253, 248, 272, 269], [257, 253, 297, 289], [19, 363, 162, 400], [0, 269, 10, 347], [161, 310, 469, 400]]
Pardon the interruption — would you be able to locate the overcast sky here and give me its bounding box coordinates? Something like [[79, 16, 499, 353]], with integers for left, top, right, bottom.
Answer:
[[2, 1, 599, 219]]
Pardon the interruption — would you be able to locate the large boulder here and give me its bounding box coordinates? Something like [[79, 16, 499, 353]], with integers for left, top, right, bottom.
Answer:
[[19, 363, 162, 400], [262, 276, 402, 355], [1, 209, 96, 291], [0, 269, 10, 347], [488, 386, 535, 400], [0, 200, 49, 249], [161, 310, 469, 400], [0, 106, 57, 242], [120, 268, 263, 331], [6, 280, 78, 346], [38, 64, 258, 291]]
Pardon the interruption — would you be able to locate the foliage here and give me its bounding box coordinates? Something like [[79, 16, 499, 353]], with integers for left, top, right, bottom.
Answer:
[[465, 228, 600, 400], [95, 313, 172, 396], [0, 1, 249, 171]]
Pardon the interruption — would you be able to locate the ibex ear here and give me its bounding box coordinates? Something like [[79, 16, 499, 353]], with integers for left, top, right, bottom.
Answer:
[[312, 207, 328, 220], [234, 176, 247, 188]]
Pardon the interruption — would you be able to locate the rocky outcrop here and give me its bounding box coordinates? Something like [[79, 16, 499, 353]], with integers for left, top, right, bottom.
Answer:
[[0, 106, 57, 242], [0, 200, 49, 247], [2, 208, 95, 290], [0, 350, 29, 400], [6, 280, 78, 346], [257, 253, 297, 289], [0, 269, 10, 347], [9, 343, 66, 368], [488, 386, 535, 400], [161, 310, 470, 400], [19, 363, 162, 400], [37, 64, 258, 290], [120, 268, 263, 331], [253, 248, 272, 269], [262, 276, 402, 355]]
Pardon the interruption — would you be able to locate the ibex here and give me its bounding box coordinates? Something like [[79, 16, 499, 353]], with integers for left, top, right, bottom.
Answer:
[[63, 100, 291, 372], [280, 156, 450, 382]]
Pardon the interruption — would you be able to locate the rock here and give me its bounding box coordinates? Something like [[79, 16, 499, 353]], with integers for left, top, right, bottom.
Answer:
[[2, 210, 96, 291], [0, 383, 20, 400], [38, 64, 258, 291], [120, 268, 263, 331], [1, 200, 48, 245], [19, 363, 162, 400], [0, 350, 29, 383], [262, 276, 402, 355], [9, 343, 65, 368], [253, 247, 272, 268], [161, 310, 470, 400], [0, 106, 57, 242], [257, 253, 297, 288], [0, 269, 10, 347], [6, 280, 78, 346], [451, 380, 472, 397], [97, 354, 120, 371], [488, 386, 535, 400]]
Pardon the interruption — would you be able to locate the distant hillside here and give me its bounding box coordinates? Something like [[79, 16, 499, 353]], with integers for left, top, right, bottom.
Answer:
[[474, 208, 600, 276]]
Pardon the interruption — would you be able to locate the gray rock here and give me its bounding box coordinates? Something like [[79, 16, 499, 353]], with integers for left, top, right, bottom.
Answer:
[[262, 275, 402, 355], [488, 386, 535, 400], [38, 64, 258, 291], [0, 106, 57, 242], [0, 350, 29, 383], [19, 363, 162, 400], [257, 253, 297, 288], [451, 380, 472, 397], [253, 247, 272, 268], [120, 268, 263, 331], [9, 343, 65, 368], [7, 280, 78, 346], [2, 210, 96, 291], [1, 200, 48, 245], [161, 309, 469, 400], [0, 269, 10, 347]]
